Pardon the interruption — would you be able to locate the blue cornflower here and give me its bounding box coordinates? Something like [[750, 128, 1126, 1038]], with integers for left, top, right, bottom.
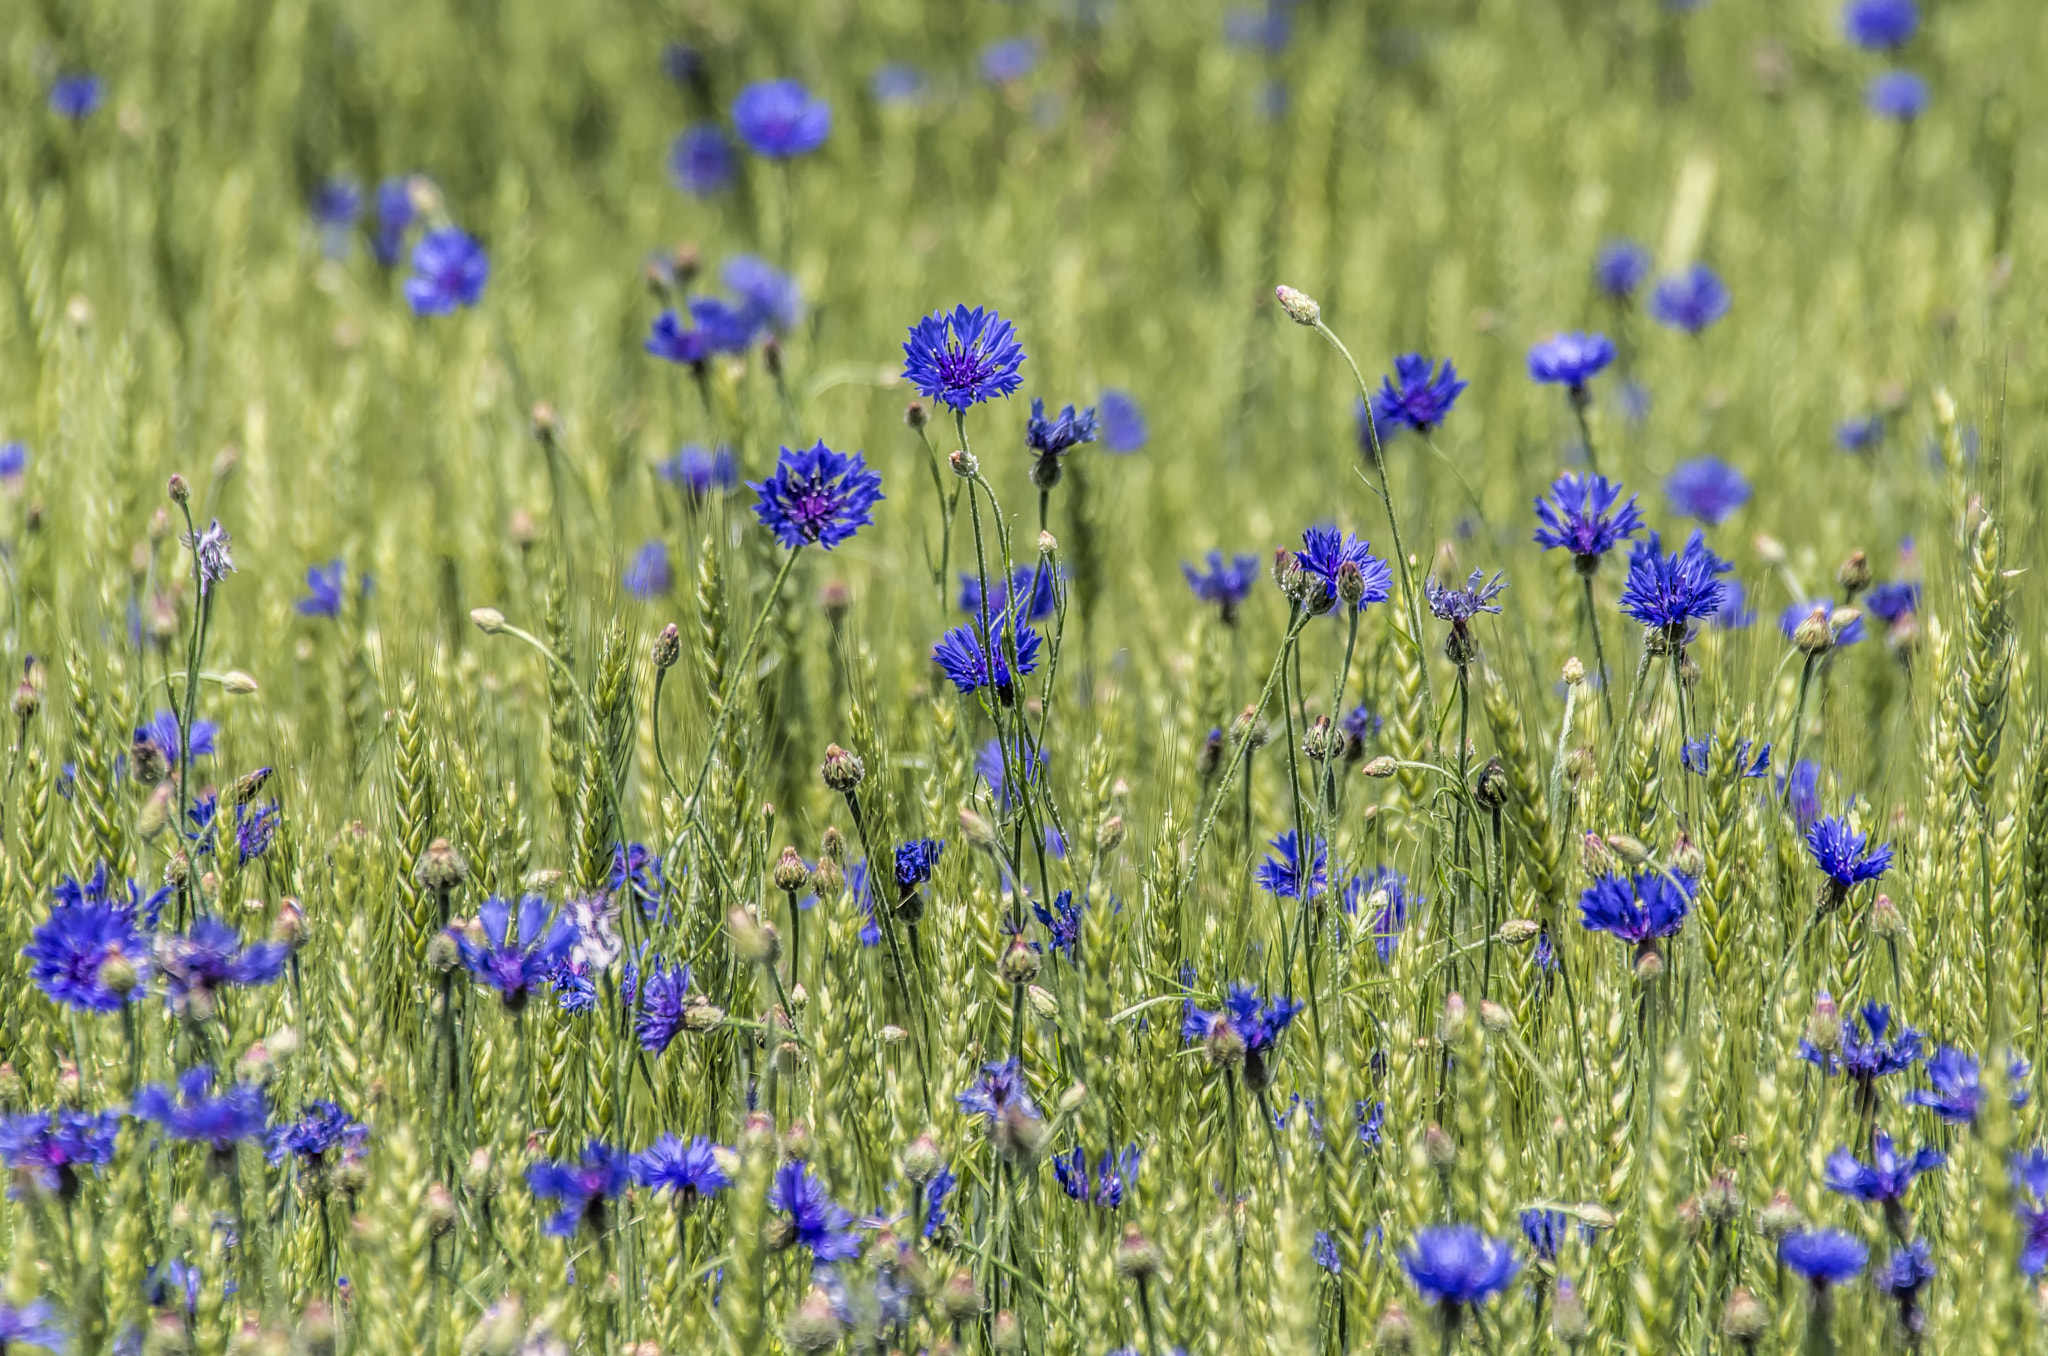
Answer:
[[1782, 759, 1824, 829], [527, 1141, 630, 1236], [749, 441, 884, 551], [50, 74, 105, 120], [668, 125, 734, 195], [1052, 1144, 1140, 1209], [903, 305, 1027, 411], [1806, 816, 1893, 893], [632, 1134, 731, 1209], [1534, 473, 1645, 570], [266, 1101, 368, 1166], [404, 229, 488, 316], [1357, 1099, 1386, 1151], [1098, 390, 1148, 452], [0, 1110, 120, 1196], [1825, 1131, 1943, 1207], [232, 800, 282, 865], [1780, 1229, 1868, 1289], [23, 882, 150, 1013], [731, 80, 832, 159], [645, 308, 720, 367], [894, 839, 944, 891], [1618, 530, 1729, 635], [1877, 1240, 1934, 1337], [1345, 867, 1413, 962], [1780, 598, 1866, 648], [1341, 705, 1382, 752], [724, 256, 804, 335], [453, 895, 578, 1012], [1844, 0, 1918, 48], [961, 564, 1059, 624], [1648, 265, 1731, 334], [1183, 982, 1301, 1090], [1865, 581, 1919, 624], [134, 709, 219, 778], [1519, 1209, 1568, 1263], [0, 1299, 65, 1352], [924, 1164, 957, 1239], [0, 442, 26, 482], [157, 916, 288, 1014], [184, 520, 235, 592], [769, 1160, 862, 1261], [1803, 1002, 1924, 1083], [1294, 526, 1393, 613], [624, 541, 673, 600], [1256, 830, 1328, 900], [54, 864, 171, 925], [371, 177, 415, 266], [634, 959, 697, 1053], [1680, 737, 1770, 778], [1907, 1045, 2030, 1126], [1401, 1224, 1520, 1309], [296, 560, 351, 618], [1032, 889, 1084, 960], [1425, 569, 1508, 623], [1712, 578, 1758, 629], [1527, 332, 1616, 397], [980, 37, 1039, 85], [1594, 240, 1652, 299], [658, 444, 739, 501], [661, 42, 701, 84], [1314, 1232, 1342, 1274], [310, 178, 362, 227], [135, 1067, 269, 1159], [957, 1058, 1040, 1127], [1183, 551, 1261, 623], [609, 842, 663, 913], [871, 64, 927, 105], [1371, 354, 1467, 434], [1025, 398, 1098, 459], [1578, 871, 1694, 958], [847, 861, 883, 948], [1837, 414, 1885, 453], [931, 615, 1042, 697], [1866, 70, 1928, 120], [1664, 456, 1750, 525], [976, 739, 1046, 811], [2014, 1150, 2048, 1274]]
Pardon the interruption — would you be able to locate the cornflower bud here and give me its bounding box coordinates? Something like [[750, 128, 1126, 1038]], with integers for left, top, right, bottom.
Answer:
[[901, 1133, 944, 1185], [1605, 834, 1650, 866], [1722, 1288, 1769, 1347], [1668, 832, 1705, 878], [1037, 529, 1057, 557], [1274, 285, 1322, 326], [905, 401, 928, 429], [1474, 757, 1509, 811], [1095, 814, 1125, 854], [786, 1287, 846, 1353], [1375, 1303, 1415, 1354], [221, 670, 260, 695], [1792, 606, 1834, 655], [653, 623, 681, 671], [1496, 919, 1540, 945], [1871, 893, 1904, 938], [1805, 991, 1841, 1054], [938, 1270, 983, 1324], [949, 449, 977, 478], [168, 473, 190, 504], [426, 933, 461, 973], [1026, 985, 1059, 1021], [1752, 533, 1786, 566], [991, 1311, 1024, 1354], [1113, 1225, 1161, 1280], [728, 908, 778, 967], [820, 743, 866, 792], [415, 838, 469, 894], [820, 826, 846, 865], [1231, 704, 1270, 751], [773, 846, 812, 894], [1551, 1278, 1589, 1344], [470, 607, 507, 635], [1362, 755, 1398, 778], [1477, 1000, 1512, 1033], [1702, 1171, 1741, 1226], [98, 948, 140, 997], [1424, 1122, 1457, 1171], [1561, 656, 1586, 686], [1757, 1188, 1799, 1241], [1303, 715, 1338, 763], [999, 937, 1041, 986], [427, 1183, 457, 1236], [10, 682, 38, 720], [1837, 549, 1872, 598], [1336, 559, 1366, 607]]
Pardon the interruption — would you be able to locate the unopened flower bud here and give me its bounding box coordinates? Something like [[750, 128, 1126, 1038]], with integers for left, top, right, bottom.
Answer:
[[653, 624, 681, 671], [221, 670, 260, 695], [1757, 1188, 1799, 1240], [426, 932, 461, 973], [1113, 1224, 1161, 1280], [1474, 757, 1509, 811], [728, 908, 778, 966], [530, 403, 559, 439], [1837, 549, 1872, 597], [820, 743, 866, 792], [1561, 656, 1585, 686], [11, 683, 39, 720], [415, 838, 469, 894], [1336, 560, 1366, 606], [938, 1270, 983, 1324], [1871, 893, 1904, 938], [819, 826, 846, 865], [427, 1183, 457, 1236], [773, 847, 812, 894], [1274, 285, 1322, 327], [786, 1286, 847, 1353], [168, 473, 190, 505], [1552, 1277, 1589, 1343], [905, 401, 928, 429], [1026, 985, 1059, 1022], [1303, 715, 1338, 763], [1095, 814, 1125, 854], [1605, 834, 1650, 866], [1752, 533, 1786, 566], [1037, 530, 1057, 556], [1231, 704, 1270, 751], [999, 937, 1041, 986], [1806, 991, 1841, 1054], [1424, 1122, 1457, 1170], [958, 807, 996, 848], [1722, 1287, 1770, 1343], [1792, 606, 1834, 655], [683, 997, 727, 1033], [781, 1121, 814, 1162], [1362, 755, 1398, 779], [1496, 919, 1540, 945], [1375, 1303, 1415, 1353], [98, 949, 140, 997], [1703, 1171, 1742, 1225], [470, 607, 507, 635], [1477, 1000, 1513, 1033], [1668, 832, 1705, 879], [949, 449, 977, 478], [902, 1133, 944, 1185], [991, 1310, 1024, 1354]]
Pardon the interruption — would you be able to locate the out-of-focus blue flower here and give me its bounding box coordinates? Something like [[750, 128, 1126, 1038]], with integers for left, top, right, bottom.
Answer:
[[0, 1109, 119, 1195], [1225, 1, 1294, 50], [1664, 457, 1750, 525], [454, 895, 578, 1011], [1865, 581, 1919, 624], [1680, 737, 1770, 778], [311, 179, 362, 227], [1527, 333, 1616, 394], [924, 1164, 956, 1238], [1802, 1001, 1924, 1083], [1806, 816, 1892, 891], [0, 1298, 65, 1351], [624, 540, 673, 600], [634, 959, 696, 1053], [24, 878, 150, 1013], [903, 305, 1026, 411], [1618, 530, 1729, 633], [1184, 551, 1260, 622], [1032, 890, 1084, 960], [976, 739, 1046, 811], [609, 842, 663, 914], [768, 1160, 862, 1261], [1098, 390, 1148, 452], [1519, 1209, 1568, 1262], [296, 560, 350, 618], [1844, 0, 1917, 47], [1648, 265, 1731, 334], [0, 441, 26, 483], [871, 65, 927, 105], [527, 1141, 630, 1236], [2014, 1149, 2048, 1274], [1313, 1231, 1342, 1274], [932, 615, 1042, 696], [1780, 598, 1865, 648], [633, 1134, 731, 1207], [724, 256, 803, 335], [1534, 473, 1645, 566], [1905, 1045, 2028, 1127], [158, 917, 289, 1013], [661, 43, 702, 85], [404, 229, 489, 316], [1053, 1144, 1139, 1209], [266, 1101, 368, 1166], [668, 125, 734, 195], [1837, 414, 1884, 453], [1824, 1131, 1943, 1205], [1255, 830, 1327, 900], [659, 444, 739, 502], [135, 709, 218, 776], [980, 37, 1039, 85], [1711, 577, 1757, 629], [957, 1058, 1040, 1128], [1401, 1224, 1520, 1308], [50, 74, 105, 120], [961, 564, 1060, 624], [1866, 70, 1929, 120], [372, 177, 416, 267], [232, 800, 282, 865], [1594, 240, 1652, 299], [1578, 872, 1694, 947], [1779, 759, 1824, 830], [1181, 983, 1302, 1073], [135, 1067, 268, 1157], [732, 80, 832, 158], [1357, 1099, 1386, 1150], [1345, 867, 1413, 962], [1877, 1240, 1934, 1336], [749, 441, 884, 551], [1294, 526, 1393, 613], [1371, 354, 1467, 434], [1780, 1229, 1868, 1288]]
